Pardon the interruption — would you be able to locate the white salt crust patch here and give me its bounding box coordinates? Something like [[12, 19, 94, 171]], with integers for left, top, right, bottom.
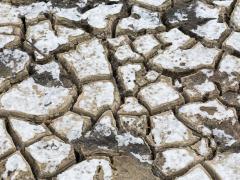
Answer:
[[231, 2, 240, 31], [224, 31, 240, 53]]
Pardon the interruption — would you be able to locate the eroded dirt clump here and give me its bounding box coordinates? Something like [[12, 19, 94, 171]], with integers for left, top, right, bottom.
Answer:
[[0, 0, 240, 179]]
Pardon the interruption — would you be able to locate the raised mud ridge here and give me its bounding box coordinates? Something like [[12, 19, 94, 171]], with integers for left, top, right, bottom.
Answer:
[[0, 0, 240, 179]]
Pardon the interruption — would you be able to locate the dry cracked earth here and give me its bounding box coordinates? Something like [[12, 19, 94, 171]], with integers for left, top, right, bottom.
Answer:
[[0, 0, 240, 179]]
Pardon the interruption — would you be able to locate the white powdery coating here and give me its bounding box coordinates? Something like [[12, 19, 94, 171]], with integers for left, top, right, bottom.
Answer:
[[0, 49, 30, 74], [118, 64, 142, 92], [162, 148, 195, 174], [179, 100, 237, 124], [145, 70, 159, 82], [2, 153, 28, 179], [136, 0, 167, 6], [206, 152, 240, 180], [10, 118, 47, 142], [107, 35, 129, 48], [218, 54, 240, 81], [131, 152, 152, 164], [56, 25, 86, 38], [118, 5, 163, 31], [81, 4, 123, 29], [150, 111, 195, 146], [138, 82, 180, 108], [51, 113, 85, 141], [151, 43, 219, 72], [0, 34, 16, 48], [26, 138, 72, 173], [57, 159, 112, 180], [62, 39, 111, 82], [159, 28, 191, 49], [0, 119, 14, 157], [225, 31, 240, 53], [176, 165, 211, 180], [116, 132, 144, 146], [212, 128, 237, 147], [192, 19, 228, 40], [197, 139, 210, 157], [115, 44, 141, 62], [0, 78, 70, 116], [133, 34, 159, 56]]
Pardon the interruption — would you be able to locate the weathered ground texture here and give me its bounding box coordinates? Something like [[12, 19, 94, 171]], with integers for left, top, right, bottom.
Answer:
[[0, 0, 240, 179]]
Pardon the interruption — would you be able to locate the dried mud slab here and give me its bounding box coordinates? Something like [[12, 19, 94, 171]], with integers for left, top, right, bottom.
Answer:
[[116, 5, 165, 36], [0, 61, 77, 122], [220, 92, 240, 115], [56, 156, 113, 180], [9, 117, 51, 148], [25, 135, 75, 178], [0, 151, 35, 180], [230, 0, 240, 31], [0, 49, 30, 93], [49, 111, 92, 143], [0, 118, 15, 160], [223, 31, 240, 55], [129, 0, 171, 11], [204, 151, 240, 180], [153, 147, 203, 178], [147, 111, 199, 150], [176, 164, 212, 180], [178, 99, 240, 150], [138, 80, 184, 114], [58, 38, 112, 86]]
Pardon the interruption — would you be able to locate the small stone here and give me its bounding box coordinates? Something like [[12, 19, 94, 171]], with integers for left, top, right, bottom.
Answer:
[[9, 117, 51, 148], [153, 147, 203, 178], [25, 135, 75, 178], [0, 151, 35, 180], [0, 118, 15, 160], [73, 80, 120, 120], [50, 111, 92, 142]]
